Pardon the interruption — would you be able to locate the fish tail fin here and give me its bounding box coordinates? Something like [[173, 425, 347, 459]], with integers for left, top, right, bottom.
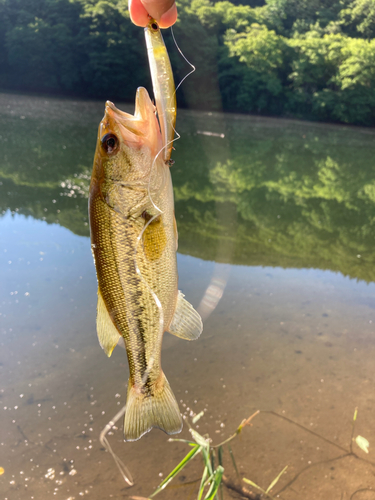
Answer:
[[124, 372, 183, 441]]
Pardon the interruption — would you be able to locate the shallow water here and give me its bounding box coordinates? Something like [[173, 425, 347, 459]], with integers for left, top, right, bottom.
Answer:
[[1, 92, 375, 499]]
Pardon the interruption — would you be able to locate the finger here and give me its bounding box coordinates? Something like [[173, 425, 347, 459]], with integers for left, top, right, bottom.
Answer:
[[128, 0, 149, 27], [140, 0, 176, 23], [158, 2, 177, 28]]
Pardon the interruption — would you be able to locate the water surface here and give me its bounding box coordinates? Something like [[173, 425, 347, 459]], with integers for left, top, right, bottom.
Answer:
[[1, 92, 375, 499]]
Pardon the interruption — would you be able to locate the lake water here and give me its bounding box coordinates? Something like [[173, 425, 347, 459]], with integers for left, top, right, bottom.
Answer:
[[2, 92, 375, 499]]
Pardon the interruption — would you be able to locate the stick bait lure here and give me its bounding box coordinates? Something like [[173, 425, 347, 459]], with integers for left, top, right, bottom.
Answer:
[[144, 19, 176, 164]]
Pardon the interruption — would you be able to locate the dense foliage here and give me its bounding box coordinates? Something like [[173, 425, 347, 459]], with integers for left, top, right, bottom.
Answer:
[[1, 0, 375, 124]]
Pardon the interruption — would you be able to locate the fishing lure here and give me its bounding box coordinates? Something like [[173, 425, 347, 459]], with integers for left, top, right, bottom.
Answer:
[[144, 19, 176, 164]]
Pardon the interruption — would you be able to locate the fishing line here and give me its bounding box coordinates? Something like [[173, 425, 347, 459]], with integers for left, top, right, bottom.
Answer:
[[143, 21, 196, 210], [140, 22, 197, 240], [101, 125, 167, 486], [170, 26, 196, 95], [102, 27, 197, 480], [135, 22, 197, 379], [148, 26, 196, 161], [99, 24, 197, 489], [169, 33, 232, 322], [135, 158, 166, 383], [147, 22, 196, 171], [99, 403, 134, 486]]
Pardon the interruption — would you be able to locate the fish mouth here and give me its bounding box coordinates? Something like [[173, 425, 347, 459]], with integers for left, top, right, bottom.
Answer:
[[100, 87, 160, 147], [105, 100, 141, 135], [105, 87, 156, 135], [102, 101, 141, 141]]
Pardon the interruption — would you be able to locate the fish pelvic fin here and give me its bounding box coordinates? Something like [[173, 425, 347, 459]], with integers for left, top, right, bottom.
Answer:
[[168, 290, 203, 341], [124, 372, 182, 441], [96, 289, 121, 357]]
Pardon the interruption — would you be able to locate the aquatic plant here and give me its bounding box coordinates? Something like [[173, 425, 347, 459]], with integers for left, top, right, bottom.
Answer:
[[128, 410, 289, 500], [118, 406, 373, 499]]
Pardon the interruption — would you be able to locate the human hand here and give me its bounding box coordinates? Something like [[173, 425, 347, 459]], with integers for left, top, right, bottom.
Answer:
[[129, 0, 178, 28]]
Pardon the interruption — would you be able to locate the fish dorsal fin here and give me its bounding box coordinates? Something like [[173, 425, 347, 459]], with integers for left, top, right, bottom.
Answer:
[[168, 291, 203, 341], [97, 288, 121, 357]]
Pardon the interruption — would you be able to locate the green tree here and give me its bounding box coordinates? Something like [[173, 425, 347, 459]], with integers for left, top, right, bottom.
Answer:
[[262, 0, 350, 34], [3, 0, 83, 91], [288, 32, 375, 124], [341, 0, 375, 38], [224, 23, 289, 113], [71, 0, 148, 99], [1, 0, 375, 125]]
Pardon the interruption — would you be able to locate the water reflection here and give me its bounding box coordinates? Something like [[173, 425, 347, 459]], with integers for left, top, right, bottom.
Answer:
[[2, 93, 375, 281], [2, 92, 375, 499]]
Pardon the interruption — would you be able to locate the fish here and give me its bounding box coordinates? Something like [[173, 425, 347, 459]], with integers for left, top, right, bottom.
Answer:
[[89, 87, 203, 441], [144, 19, 176, 163]]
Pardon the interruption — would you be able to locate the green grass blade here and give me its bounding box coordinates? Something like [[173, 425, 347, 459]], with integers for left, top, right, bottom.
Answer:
[[228, 444, 240, 481], [353, 407, 358, 422], [150, 445, 202, 497], [191, 429, 210, 448], [197, 466, 209, 500], [216, 449, 224, 500], [243, 478, 278, 500], [210, 451, 218, 500], [219, 481, 223, 500], [201, 447, 213, 476], [211, 449, 215, 473], [266, 465, 288, 494], [243, 478, 267, 495], [168, 438, 197, 446], [217, 446, 223, 467], [203, 466, 224, 500]]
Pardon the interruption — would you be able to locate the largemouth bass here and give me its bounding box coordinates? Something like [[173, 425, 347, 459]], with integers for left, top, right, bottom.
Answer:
[[89, 87, 203, 441]]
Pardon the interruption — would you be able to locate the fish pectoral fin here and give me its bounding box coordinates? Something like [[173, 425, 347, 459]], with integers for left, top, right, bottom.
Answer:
[[96, 289, 121, 357], [143, 213, 167, 261], [168, 290, 203, 341], [124, 372, 182, 441]]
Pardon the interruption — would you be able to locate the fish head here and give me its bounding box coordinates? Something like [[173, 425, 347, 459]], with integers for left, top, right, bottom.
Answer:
[[92, 87, 163, 186]]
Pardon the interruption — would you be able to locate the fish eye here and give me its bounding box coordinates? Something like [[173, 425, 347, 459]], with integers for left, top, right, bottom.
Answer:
[[101, 133, 118, 154], [151, 22, 158, 31]]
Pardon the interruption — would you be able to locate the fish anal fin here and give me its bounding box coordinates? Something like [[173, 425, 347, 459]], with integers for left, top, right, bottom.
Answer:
[[168, 290, 203, 341], [97, 289, 121, 357], [124, 372, 182, 441]]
